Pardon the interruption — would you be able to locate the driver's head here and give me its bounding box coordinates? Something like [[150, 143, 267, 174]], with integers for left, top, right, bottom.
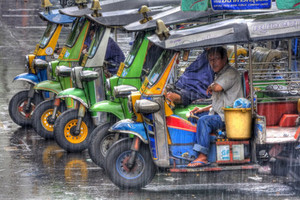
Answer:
[[207, 46, 228, 73]]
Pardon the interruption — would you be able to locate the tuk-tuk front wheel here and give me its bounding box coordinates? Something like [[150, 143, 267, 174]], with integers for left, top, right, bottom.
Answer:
[[88, 122, 125, 169], [9, 90, 43, 127], [105, 138, 156, 190], [54, 109, 95, 152], [32, 99, 67, 139]]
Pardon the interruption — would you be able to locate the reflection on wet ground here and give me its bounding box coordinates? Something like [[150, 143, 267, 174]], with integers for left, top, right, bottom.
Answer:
[[1, 127, 300, 199], [0, 0, 300, 199]]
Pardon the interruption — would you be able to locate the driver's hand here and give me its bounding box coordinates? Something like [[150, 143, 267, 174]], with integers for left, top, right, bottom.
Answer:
[[166, 92, 181, 104], [191, 107, 202, 114], [164, 91, 175, 109], [82, 49, 87, 54]]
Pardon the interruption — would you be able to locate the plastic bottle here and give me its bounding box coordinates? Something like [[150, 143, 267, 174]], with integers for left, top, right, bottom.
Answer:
[[217, 129, 226, 139], [253, 93, 257, 111]]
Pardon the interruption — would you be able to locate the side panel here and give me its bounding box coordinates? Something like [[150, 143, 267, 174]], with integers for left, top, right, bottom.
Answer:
[[166, 115, 196, 144]]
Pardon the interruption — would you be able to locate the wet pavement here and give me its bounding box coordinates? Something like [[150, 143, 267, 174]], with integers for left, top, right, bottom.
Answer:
[[1, 0, 300, 199]]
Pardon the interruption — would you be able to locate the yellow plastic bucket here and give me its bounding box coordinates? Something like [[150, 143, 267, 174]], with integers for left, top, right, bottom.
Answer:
[[223, 108, 252, 139]]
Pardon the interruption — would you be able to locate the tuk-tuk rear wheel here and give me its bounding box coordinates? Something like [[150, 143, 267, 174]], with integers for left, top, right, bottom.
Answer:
[[54, 109, 95, 152], [105, 138, 156, 190], [8, 90, 43, 127], [32, 99, 67, 139]]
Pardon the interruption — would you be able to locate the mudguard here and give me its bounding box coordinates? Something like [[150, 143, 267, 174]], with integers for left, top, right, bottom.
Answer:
[[57, 88, 88, 108], [13, 73, 39, 85], [89, 100, 125, 120], [109, 119, 148, 144], [34, 80, 62, 94]]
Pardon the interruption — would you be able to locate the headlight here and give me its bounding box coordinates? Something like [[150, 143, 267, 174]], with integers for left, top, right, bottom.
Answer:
[[106, 78, 111, 93], [80, 70, 99, 82], [25, 55, 29, 69], [127, 95, 133, 113], [134, 99, 160, 114], [113, 85, 138, 98], [47, 62, 53, 77], [71, 67, 83, 89], [56, 65, 72, 77], [32, 59, 48, 70]]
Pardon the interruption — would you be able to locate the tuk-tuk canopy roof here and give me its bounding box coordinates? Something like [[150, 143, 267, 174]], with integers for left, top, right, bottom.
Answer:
[[59, 0, 180, 17], [59, 3, 92, 17], [149, 10, 300, 51], [39, 9, 76, 24], [85, 5, 175, 28], [124, 2, 279, 32]]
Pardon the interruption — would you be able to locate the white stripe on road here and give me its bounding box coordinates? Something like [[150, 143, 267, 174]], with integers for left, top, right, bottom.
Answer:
[[8, 9, 38, 11], [2, 15, 36, 17], [15, 26, 47, 29]]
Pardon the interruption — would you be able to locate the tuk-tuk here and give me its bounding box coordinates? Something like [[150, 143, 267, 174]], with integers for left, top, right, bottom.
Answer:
[[104, 10, 300, 189], [52, 2, 181, 153], [8, 3, 75, 127], [85, 4, 266, 168], [32, 0, 170, 138], [86, 2, 283, 168], [31, 2, 97, 138]]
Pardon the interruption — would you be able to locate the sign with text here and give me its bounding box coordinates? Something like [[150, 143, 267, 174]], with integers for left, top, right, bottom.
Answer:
[[165, 28, 234, 48], [248, 19, 300, 38], [276, 0, 300, 9], [181, 0, 208, 11], [211, 0, 271, 10]]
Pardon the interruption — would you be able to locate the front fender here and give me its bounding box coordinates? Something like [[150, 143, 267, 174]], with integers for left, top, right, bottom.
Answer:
[[89, 100, 125, 120], [13, 73, 39, 85], [57, 88, 88, 108], [109, 119, 148, 144], [34, 80, 62, 94]]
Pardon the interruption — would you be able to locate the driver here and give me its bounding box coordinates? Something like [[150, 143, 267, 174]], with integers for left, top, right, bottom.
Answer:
[[104, 37, 125, 76], [187, 46, 243, 168], [82, 27, 125, 77]]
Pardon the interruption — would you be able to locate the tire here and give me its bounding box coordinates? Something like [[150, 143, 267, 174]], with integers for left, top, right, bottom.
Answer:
[[54, 109, 95, 152], [32, 99, 67, 139], [105, 138, 156, 190], [271, 159, 289, 176], [88, 122, 125, 169], [9, 90, 44, 127]]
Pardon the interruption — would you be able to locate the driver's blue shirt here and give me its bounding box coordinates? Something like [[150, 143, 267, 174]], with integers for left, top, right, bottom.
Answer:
[[175, 51, 214, 105], [105, 38, 125, 75]]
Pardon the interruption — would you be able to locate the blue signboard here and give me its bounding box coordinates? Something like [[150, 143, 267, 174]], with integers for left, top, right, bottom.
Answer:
[[211, 0, 272, 10]]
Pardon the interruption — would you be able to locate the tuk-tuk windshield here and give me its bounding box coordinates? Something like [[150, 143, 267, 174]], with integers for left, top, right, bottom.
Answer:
[[65, 17, 86, 48], [39, 23, 58, 49], [148, 49, 175, 86], [124, 32, 145, 67], [88, 25, 105, 58]]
